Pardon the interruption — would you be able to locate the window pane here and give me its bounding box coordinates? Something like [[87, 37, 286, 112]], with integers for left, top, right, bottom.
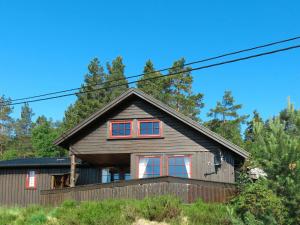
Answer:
[[153, 166, 160, 175], [169, 165, 176, 176], [168, 156, 190, 178], [139, 157, 161, 178], [152, 158, 160, 165], [139, 121, 160, 136], [125, 173, 131, 180], [111, 122, 131, 136], [175, 157, 185, 165]]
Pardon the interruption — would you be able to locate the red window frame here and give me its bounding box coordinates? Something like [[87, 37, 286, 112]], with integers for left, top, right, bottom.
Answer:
[[137, 155, 162, 178], [25, 170, 37, 190], [109, 120, 133, 138], [137, 119, 162, 137], [166, 155, 192, 178]]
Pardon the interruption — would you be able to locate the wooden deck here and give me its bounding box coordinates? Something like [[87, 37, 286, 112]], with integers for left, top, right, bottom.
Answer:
[[40, 176, 236, 205]]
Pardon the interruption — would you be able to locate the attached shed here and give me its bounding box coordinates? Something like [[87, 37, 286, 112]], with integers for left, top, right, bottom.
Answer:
[[0, 157, 101, 206]]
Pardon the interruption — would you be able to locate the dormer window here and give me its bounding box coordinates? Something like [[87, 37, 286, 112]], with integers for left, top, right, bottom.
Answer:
[[138, 120, 162, 137], [109, 120, 132, 138]]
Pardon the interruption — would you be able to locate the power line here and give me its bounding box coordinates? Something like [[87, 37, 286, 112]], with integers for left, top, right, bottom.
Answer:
[[2, 44, 300, 107], [6, 35, 300, 103]]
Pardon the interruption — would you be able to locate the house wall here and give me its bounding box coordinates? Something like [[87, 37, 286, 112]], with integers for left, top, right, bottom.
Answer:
[[71, 98, 236, 183], [0, 166, 102, 206]]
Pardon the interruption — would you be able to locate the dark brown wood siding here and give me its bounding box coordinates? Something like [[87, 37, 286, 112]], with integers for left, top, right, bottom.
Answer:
[[0, 166, 102, 206], [71, 98, 236, 183], [40, 176, 236, 206]]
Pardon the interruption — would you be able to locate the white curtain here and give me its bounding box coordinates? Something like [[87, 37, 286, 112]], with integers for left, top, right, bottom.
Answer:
[[138, 158, 149, 178], [28, 171, 36, 187], [184, 157, 191, 178], [102, 168, 110, 183]]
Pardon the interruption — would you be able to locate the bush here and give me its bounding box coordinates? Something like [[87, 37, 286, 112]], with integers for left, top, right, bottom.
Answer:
[[140, 195, 182, 222], [183, 200, 232, 225], [0, 208, 19, 225], [52, 199, 141, 225], [231, 180, 287, 225]]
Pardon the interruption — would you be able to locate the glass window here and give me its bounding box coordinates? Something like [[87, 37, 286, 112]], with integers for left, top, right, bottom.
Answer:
[[138, 156, 161, 178], [102, 168, 111, 183], [26, 170, 36, 189], [110, 121, 132, 137], [168, 156, 191, 178], [139, 120, 161, 136], [124, 173, 131, 180]]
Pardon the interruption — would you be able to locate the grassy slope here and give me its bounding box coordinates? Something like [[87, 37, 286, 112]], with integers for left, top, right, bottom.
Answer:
[[0, 196, 234, 225]]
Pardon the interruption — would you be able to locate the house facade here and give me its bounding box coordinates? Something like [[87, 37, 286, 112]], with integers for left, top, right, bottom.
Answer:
[[0, 88, 249, 206], [55, 88, 249, 185]]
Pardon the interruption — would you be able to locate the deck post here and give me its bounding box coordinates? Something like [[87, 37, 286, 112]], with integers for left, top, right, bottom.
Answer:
[[70, 154, 76, 187]]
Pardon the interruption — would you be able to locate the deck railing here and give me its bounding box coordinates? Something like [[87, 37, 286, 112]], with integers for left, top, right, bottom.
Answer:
[[40, 176, 236, 206]]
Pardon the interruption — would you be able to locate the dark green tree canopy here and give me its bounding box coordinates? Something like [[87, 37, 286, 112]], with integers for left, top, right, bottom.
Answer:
[[206, 91, 248, 146], [138, 58, 204, 121], [62, 56, 128, 130], [0, 95, 14, 155], [15, 103, 34, 138], [32, 116, 65, 157], [137, 60, 166, 101]]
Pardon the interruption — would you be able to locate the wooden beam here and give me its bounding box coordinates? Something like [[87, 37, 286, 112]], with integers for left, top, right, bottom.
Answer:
[[70, 154, 76, 187]]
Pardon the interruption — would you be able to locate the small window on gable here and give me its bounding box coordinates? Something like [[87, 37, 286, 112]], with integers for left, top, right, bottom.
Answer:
[[110, 120, 132, 138], [26, 170, 37, 189], [138, 120, 161, 137]]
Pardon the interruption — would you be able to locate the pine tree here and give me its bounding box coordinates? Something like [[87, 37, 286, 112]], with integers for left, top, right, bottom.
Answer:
[[167, 59, 203, 119], [166, 58, 204, 121], [62, 58, 108, 130], [0, 96, 13, 155], [244, 110, 263, 144], [14, 103, 34, 152], [137, 60, 167, 101], [279, 97, 300, 136], [15, 103, 34, 137], [206, 91, 248, 146], [249, 115, 300, 224], [62, 57, 129, 131], [32, 116, 65, 157], [104, 56, 128, 102]]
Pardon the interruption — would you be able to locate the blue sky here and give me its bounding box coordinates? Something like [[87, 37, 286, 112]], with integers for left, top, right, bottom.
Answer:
[[0, 0, 299, 123]]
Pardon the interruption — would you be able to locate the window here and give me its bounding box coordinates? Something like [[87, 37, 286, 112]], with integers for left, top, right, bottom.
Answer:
[[102, 168, 111, 183], [50, 173, 70, 189], [110, 120, 132, 138], [138, 120, 161, 137], [167, 155, 191, 178], [138, 156, 162, 178], [26, 170, 37, 189]]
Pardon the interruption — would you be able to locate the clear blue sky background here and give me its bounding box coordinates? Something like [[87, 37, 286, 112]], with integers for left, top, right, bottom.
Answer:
[[0, 0, 299, 123]]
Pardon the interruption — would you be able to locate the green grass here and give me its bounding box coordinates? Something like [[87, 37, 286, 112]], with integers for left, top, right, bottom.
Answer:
[[0, 196, 235, 225]]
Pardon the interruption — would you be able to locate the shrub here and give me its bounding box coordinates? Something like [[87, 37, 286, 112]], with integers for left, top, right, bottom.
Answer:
[[53, 199, 135, 225], [0, 208, 19, 225], [231, 180, 287, 225], [183, 199, 232, 225], [140, 195, 182, 222]]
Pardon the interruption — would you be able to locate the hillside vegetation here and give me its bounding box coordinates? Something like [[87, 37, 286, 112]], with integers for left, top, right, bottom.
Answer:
[[0, 196, 232, 225]]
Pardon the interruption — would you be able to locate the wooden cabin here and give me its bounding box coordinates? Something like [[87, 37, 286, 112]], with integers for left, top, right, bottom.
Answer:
[[0, 157, 102, 206], [0, 88, 249, 206]]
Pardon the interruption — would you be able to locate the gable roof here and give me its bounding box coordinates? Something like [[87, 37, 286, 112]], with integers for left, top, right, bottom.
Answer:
[[54, 88, 249, 159]]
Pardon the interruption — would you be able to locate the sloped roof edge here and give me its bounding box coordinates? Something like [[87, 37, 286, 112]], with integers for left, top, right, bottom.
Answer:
[[54, 88, 249, 158]]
